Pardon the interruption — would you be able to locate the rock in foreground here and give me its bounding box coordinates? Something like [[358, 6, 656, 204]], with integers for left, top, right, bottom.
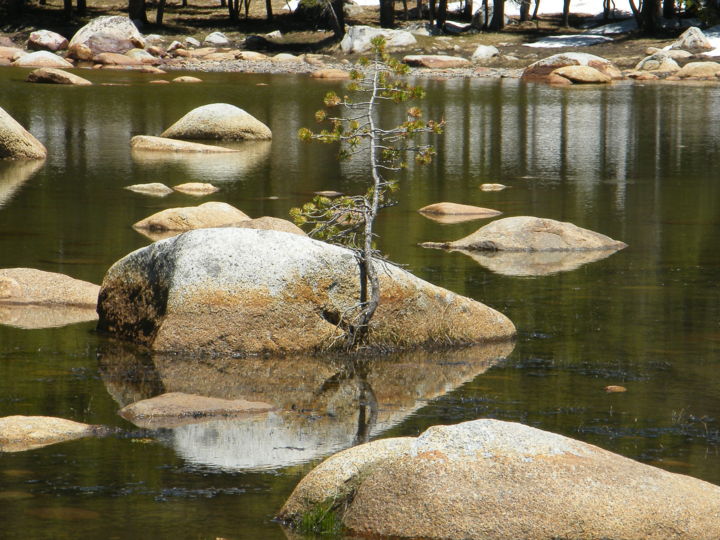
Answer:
[[97, 228, 515, 356], [279, 419, 720, 539], [161, 103, 272, 141], [422, 216, 626, 252], [0, 416, 101, 452], [0, 107, 47, 160]]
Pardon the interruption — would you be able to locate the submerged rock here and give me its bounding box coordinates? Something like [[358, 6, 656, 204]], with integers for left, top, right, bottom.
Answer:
[[132, 201, 250, 233], [0, 268, 98, 307], [521, 52, 622, 83], [161, 103, 272, 140], [26, 68, 92, 86], [0, 416, 101, 452], [172, 182, 219, 195], [0, 108, 47, 160], [118, 392, 274, 428], [125, 182, 174, 196], [421, 216, 627, 252], [130, 135, 238, 153], [97, 228, 515, 356], [0, 159, 44, 207], [402, 55, 471, 68], [279, 419, 720, 539]]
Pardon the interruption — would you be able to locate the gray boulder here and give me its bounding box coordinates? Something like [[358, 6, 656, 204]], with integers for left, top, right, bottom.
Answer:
[[421, 216, 627, 252], [161, 103, 272, 141], [0, 416, 101, 452], [68, 16, 145, 53], [471, 44, 499, 61], [97, 228, 515, 356], [279, 419, 720, 539], [203, 31, 230, 47], [0, 107, 47, 160], [671, 26, 714, 51], [635, 52, 680, 72], [27, 29, 68, 52], [340, 25, 417, 54]]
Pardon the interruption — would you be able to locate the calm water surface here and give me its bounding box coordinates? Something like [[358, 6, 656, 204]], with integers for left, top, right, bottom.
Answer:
[[0, 67, 719, 539]]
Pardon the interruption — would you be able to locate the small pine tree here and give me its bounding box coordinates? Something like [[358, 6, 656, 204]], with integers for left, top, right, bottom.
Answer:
[[291, 37, 443, 350]]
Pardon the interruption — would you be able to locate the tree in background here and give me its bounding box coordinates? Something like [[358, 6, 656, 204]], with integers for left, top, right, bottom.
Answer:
[[291, 37, 443, 350]]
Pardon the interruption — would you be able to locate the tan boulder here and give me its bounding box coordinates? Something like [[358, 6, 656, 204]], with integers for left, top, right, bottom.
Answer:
[[551, 65, 612, 84], [130, 135, 238, 153], [272, 53, 302, 63], [421, 216, 627, 252], [26, 68, 92, 86], [0, 46, 26, 62], [418, 202, 501, 223], [0, 268, 99, 307], [0, 416, 101, 452], [674, 61, 720, 78], [125, 183, 174, 196], [310, 68, 351, 79], [97, 228, 515, 356], [233, 216, 306, 236], [172, 182, 219, 195], [236, 51, 268, 61], [93, 52, 143, 65], [0, 107, 47, 160], [479, 183, 508, 191], [522, 52, 622, 83], [172, 76, 203, 83], [11, 51, 73, 68], [118, 392, 274, 428], [402, 54, 471, 69], [132, 201, 250, 232], [67, 42, 94, 61], [279, 419, 720, 540], [161, 103, 272, 141]]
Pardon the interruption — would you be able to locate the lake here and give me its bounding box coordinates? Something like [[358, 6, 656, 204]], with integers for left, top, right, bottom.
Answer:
[[1, 67, 719, 539]]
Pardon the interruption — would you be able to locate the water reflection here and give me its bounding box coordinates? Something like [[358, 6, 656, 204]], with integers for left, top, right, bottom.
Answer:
[[98, 342, 514, 470], [130, 140, 272, 184], [0, 160, 44, 209]]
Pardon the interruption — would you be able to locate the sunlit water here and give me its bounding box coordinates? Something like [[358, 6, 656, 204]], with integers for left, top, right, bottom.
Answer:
[[1, 67, 719, 539]]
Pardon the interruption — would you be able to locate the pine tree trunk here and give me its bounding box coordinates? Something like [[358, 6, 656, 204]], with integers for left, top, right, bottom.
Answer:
[[489, 0, 504, 30], [379, 0, 395, 27]]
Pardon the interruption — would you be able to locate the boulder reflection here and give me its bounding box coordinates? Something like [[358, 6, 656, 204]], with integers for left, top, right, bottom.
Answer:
[[0, 159, 44, 209], [454, 248, 624, 276], [98, 342, 514, 470]]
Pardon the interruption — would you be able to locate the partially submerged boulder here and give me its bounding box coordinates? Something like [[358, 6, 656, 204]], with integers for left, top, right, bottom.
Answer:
[[402, 55, 471, 69], [11, 51, 73, 68], [0, 268, 99, 306], [97, 228, 515, 356], [551, 65, 612, 84], [310, 68, 351, 79], [125, 183, 174, 196], [340, 25, 417, 54], [278, 419, 720, 540], [172, 182, 219, 195], [0, 416, 102, 452], [418, 202, 501, 223], [0, 107, 47, 160], [132, 201, 250, 233], [521, 52, 622, 83], [673, 61, 720, 78], [161, 103, 272, 141], [421, 216, 627, 252], [118, 392, 274, 428], [130, 135, 239, 153], [26, 68, 92, 86]]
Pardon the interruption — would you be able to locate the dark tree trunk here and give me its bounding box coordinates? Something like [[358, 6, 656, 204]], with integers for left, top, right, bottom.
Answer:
[[63, 0, 73, 19], [156, 0, 166, 24], [76, 0, 86, 15], [428, 0, 436, 27], [532, 0, 540, 19], [265, 0, 273, 20], [330, 0, 346, 38], [662, 0, 674, 19], [220, 0, 225, 8], [641, 0, 659, 33], [128, 0, 148, 22], [519, 0, 530, 21], [227, 0, 238, 20], [402, 0, 409, 20], [463, 0, 472, 18], [489, 0, 504, 30], [416, 0, 423, 19], [379, 0, 395, 27], [182, 0, 188, 6], [437, 0, 447, 27], [562, 0, 570, 26]]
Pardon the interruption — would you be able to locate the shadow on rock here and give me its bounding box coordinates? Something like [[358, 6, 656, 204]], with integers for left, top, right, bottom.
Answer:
[[98, 341, 515, 470]]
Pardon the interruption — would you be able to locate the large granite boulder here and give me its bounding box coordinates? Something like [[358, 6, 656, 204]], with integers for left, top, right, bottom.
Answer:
[[161, 104, 272, 141], [11, 51, 73, 68], [26, 68, 92, 86], [0, 416, 102, 452], [27, 29, 69, 52], [671, 26, 714, 51], [97, 228, 515, 356], [279, 419, 720, 539], [340, 25, 417, 54], [68, 16, 145, 59], [421, 216, 626, 252], [521, 52, 622, 83], [0, 107, 47, 160]]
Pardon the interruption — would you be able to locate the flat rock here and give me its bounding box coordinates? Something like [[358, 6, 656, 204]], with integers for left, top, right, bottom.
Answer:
[[236, 51, 268, 61], [0, 107, 47, 160], [674, 61, 720, 78], [279, 419, 720, 539], [132, 201, 250, 232], [418, 202, 501, 219], [93, 52, 143, 66], [118, 392, 273, 428], [480, 183, 508, 191], [172, 182, 219, 195], [551, 65, 612, 84], [97, 228, 516, 356], [27, 29, 68, 52], [521, 52, 622, 83], [0, 416, 99, 452], [172, 76, 203, 83], [130, 135, 238, 153], [11, 51, 73, 68], [403, 55, 471, 69], [272, 53, 302, 63], [340, 25, 417, 54], [0, 268, 99, 307], [161, 103, 272, 141], [311, 68, 351, 79], [233, 216, 306, 236], [125, 183, 174, 196], [26, 68, 92, 86], [421, 216, 627, 252]]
